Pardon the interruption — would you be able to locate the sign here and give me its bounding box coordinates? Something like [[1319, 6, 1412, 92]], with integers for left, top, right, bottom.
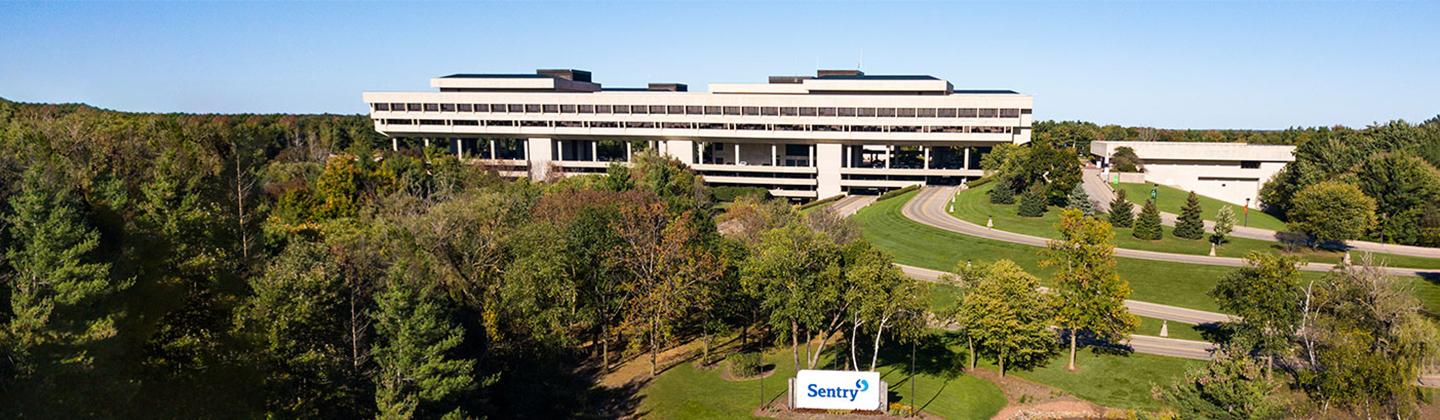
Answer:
[[791, 369, 885, 411]]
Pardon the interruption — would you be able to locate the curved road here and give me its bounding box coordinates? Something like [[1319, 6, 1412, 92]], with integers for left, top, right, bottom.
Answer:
[[904, 186, 1437, 278]]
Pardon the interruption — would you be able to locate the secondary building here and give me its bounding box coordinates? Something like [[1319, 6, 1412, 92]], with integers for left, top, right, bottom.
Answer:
[[362, 69, 1034, 200], [1090, 140, 1296, 207]]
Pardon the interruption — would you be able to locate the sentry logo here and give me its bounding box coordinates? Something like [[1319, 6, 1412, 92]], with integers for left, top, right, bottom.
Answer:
[[806, 379, 869, 402]]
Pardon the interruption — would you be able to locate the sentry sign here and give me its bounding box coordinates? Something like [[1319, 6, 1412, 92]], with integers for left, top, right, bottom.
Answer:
[[791, 369, 884, 411]]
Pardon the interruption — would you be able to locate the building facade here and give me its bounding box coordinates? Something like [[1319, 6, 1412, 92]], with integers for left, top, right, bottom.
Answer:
[[363, 69, 1034, 200], [1090, 140, 1296, 207]]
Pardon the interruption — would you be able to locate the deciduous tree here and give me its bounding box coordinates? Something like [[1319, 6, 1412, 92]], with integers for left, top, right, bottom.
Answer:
[[1210, 252, 1303, 379], [1044, 209, 1136, 371], [1288, 181, 1377, 247], [1212, 206, 1236, 245], [956, 260, 1054, 377]]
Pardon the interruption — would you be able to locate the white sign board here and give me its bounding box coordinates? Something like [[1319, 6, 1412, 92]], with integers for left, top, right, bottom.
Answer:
[[793, 369, 884, 411]]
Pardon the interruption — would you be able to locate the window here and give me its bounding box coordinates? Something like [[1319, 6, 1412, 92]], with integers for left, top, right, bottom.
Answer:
[[560, 104, 577, 113], [440, 103, 456, 112], [838, 107, 857, 117], [1241, 161, 1261, 169], [423, 103, 439, 112], [625, 121, 655, 128], [958, 108, 978, 117], [486, 120, 514, 126], [457, 104, 473, 112], [780, 107, 798, 116], [390, 103, 405, 111], [613, 105, 630, 114], [999, 108, 1020, 118], [762, 106, 779, 116], [521, 121, 547, 127], [723, 106, 741, 115], [373, 103, 389, 111], [663, 122, 690, 129], [977, 108, 997, 118], [744, 106, 761, 115], [800, 107, 818, 116], [877, 108, 896, 117], [384, 119, 412, 125], [1021, 109, 1033, 115], [897, 108, 916, 117], [917, 108, 936, 118], [704, 106, 722, 115], [542, 104, 558, 113], [507, 104, 524, 113], [524, 104, 541, 113], [937, 108, 957, 118], [819, 107, 837, 117], [595, 105, 612, 114], [649, 105, 666, 114], [474, 104, 488, 112], [668, 105, 684, 114], [407, 103, 422, 112], [452, 120, 478, 126], [686, 105, 702, 114], [857, 108, 876, 117], [419, 119, 445, 125], [579, 105, 594, 113], [631, 105, 649, 115]]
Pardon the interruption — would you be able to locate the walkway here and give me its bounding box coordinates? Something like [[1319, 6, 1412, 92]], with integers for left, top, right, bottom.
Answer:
[[828, 194, 878, 218], [904, 186, 1437, 278], [1081, 169, 1440, 260]]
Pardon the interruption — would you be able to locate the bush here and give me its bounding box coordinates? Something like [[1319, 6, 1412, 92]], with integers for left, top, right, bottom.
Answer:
[[877, 184, 920, 201], [797, 194, 843, 211], [989, 182, 1016, 205], [966, 176, 994, 188], [1018, 187, 1047, 217], [1134, 199, 1164, 240], [712, 185, 771, 202], [726, 352, 761, 378]]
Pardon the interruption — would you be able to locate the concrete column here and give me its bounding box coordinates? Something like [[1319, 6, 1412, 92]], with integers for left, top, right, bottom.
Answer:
[[456, 138, 464, 159], [527, 137, 553, 180], [923, 146, 931, 170], [697, 142, 705, 164], [734, 143, 740, 165], [816, 143, 843, 198], [424, 138, 431, 148], [661, 139, 694, 164], [626, 141, 633, 161], [964, 147, 971, 169], [771, 144, 778, 166], [808, 145, 816, 167], [490, 139, 497, 160], [885, 145, 892, 169], [392, 138, 398, 151], [592, 140, 598, 162]]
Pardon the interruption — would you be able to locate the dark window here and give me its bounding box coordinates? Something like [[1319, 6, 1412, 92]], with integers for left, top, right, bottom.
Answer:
[[1241, 161, 1261, 169], [407, 103, 422, 111], [857, 108, 876, 117], [440, 103, 456, 112], [613, 105, 630, 114], [508, 104, 523, 112], [877, 108, 896, 117], [977, 108, 997, 118], [384, 119, 412, 125], [595, 105, 612, 114], [631, 105, 648, 115], [452, 120, 478, 126], [390, 103, 405, 111], [625, 121, 655, 128], [785, 144, 809, 155], [780, 107, 798, 116], [591, 121, 618, 128], [937, 108, 957, 118], [744, 106, 761, 115], [474, 104, 488, 112], [917, 108, 936, 118], [560, 104, 577, 113], [663, 122, 690, 129], [723, 106, 741, 115], [819, 107, 837, 117], [704, 106, 722, 115], [649, 105, 666, 114], [1021, 109, 1033, 115], [838, 107, 857, 117], [668, 105, 684, 114], [457, 103, 472, 112], [762, 106, 779, 116], [486, 120, 514, 126], [958, 108, 978, 117], [999, 108, 1020, 118], [419, 119, 445, 125], [685, 105, 702, 114], [800, 107, 817, 116], [373, 103, 389, 111], [525, 104, 541, 113], [423, 103, 439, 112], [579, 105, 594, 113], [897, 108, 916, 117], [521, 120, 547, 127]]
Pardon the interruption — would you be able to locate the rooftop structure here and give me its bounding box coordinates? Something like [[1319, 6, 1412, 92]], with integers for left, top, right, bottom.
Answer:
[[363, 69, 1034, 199]]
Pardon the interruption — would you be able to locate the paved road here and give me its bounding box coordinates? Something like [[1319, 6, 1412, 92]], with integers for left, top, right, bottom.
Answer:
[[828, 194, 878, 218], [906, 186, 1436, 278], [1082, 169, 1440, 261]]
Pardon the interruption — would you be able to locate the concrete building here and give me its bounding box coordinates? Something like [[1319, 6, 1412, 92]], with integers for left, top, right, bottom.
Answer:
[[1091, 140, 1296, 207], [362, 69, 1033, 200]]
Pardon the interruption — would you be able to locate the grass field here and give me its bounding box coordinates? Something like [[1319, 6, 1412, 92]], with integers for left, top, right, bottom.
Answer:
[[1112, 182, 1288, 232], [949, 183, 1440, 270], [1007, 350, 1203, 412]]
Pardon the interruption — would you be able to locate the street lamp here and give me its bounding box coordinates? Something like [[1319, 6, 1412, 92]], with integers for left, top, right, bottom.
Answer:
[[1381, 213, 1388, 243], [1244, 198, 1251, 227]]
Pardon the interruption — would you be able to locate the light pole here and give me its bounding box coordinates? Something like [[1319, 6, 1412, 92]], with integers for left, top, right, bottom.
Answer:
[[1244, 198, 1251, 227], [1381, 213, 1388, 243]]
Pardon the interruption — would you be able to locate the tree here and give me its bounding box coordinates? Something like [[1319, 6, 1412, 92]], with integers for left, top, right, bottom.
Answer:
[[1, 164, 124, 380], [1110, 146, 1143, 173], [1066, 184, 1096, 218], [956, 260, 1055, 377], [314, 155, 361, 219], [1354, 153, 1440, 244], [988, 182, 1015, 205], [1212, 206, 1236, 245], [1153, 345, 1288, 420], [1017, 186, 1047, 218], [1133, 199, 1163, 240], [1108, 189, 1134, 228], [848, 245, 928, 372], [1172, 192, 1205, 240], [1287, 181, 1377, 247], [741, 223, 854, 372], [1044, 209, 1136, 371], [1210, 252, 1304, 379], [372, 266, 475, 420]]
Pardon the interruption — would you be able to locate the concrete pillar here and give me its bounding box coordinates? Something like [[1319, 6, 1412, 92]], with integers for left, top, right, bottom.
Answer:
[[456, 138, 464, 159], [772, 144, 778, 166], [661, 139, 694, 164], [626, 141, 633, 161], [490, 139, 497, 160], [816, 143, 843, 198], [527, 137, 553, 180], [734, 143, 740, 165], [392, 138, 398, 152], [964, 147, 971, 170], [923, 146, 930, 170], [592, 140, 598, 162], [424, 138, 431, 148], [885, 145, 892, 169]]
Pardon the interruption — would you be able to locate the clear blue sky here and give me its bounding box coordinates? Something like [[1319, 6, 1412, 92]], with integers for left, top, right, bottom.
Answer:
[[1, 1, 1436, 130]]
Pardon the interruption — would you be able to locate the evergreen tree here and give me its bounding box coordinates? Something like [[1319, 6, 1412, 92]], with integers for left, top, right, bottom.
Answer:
[[1173, 191, 1206, 240], [1017, 186, 1047, 218], [373, 266, 475, 420], [1134, 199, 1163, 240], [988, 181, 1015, 205], [1212, 206, 1236, 245], [1107, 189, 1134, 228], [1066, 184, 1096, 217]]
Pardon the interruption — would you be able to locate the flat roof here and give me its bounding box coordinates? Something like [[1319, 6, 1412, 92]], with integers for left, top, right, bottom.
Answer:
[[440, 74, 553, 79]]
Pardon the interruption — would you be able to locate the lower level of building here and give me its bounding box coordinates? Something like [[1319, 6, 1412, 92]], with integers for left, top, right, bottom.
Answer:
[[389, 136, 995, 200]]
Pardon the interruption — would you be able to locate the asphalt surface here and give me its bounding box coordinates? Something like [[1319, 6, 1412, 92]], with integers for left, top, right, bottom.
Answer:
[[827, 194, 878, 218], [1082, 168, 1440, 261], [905, 186, 1436, 278]]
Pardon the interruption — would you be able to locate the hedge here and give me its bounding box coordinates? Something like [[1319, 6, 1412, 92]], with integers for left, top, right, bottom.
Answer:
[[966, 176, 994, 188], [798, 194, 844, 211], [876, 184, 921, 202], [711, 186, 771, 202], [726, 352, 762, 378]]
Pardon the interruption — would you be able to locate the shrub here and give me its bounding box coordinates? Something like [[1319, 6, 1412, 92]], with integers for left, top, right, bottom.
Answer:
[[711, 185, 771, 202], [966, 176, 994, 188], [989, 182, 1016, 205], [797, 194, 843, 211], [1134, 199, 1164, 240], [1173, 191, 1205, 240], [1018, 187, 1047, 218], [877, 184, 920, 201], [725, 352, 761, 378]]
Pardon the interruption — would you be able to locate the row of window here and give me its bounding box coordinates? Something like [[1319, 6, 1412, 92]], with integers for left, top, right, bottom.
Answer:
[[373, 102, 1029, 119], [379, 119, 1019, 134]]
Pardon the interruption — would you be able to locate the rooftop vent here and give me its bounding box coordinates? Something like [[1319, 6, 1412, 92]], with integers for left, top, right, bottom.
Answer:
[[817, 69, 864, 77], [647, 83, 687, 92], [536, 69, 592, 83]]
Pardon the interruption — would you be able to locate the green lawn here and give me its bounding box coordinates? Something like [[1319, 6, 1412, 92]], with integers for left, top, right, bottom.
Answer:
[[1113, 182, 1287, 232], [638, 333, 1007, 420], [928, 282, 961, 313], [1006, 350, 1203, 412], [950, 183, 1440, 270], [1134, 316, 1208, 342]]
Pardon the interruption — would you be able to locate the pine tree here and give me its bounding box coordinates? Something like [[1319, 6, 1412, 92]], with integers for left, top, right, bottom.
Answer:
[[1018, 187, 1047, 218], [1108, 189, 1134, 228], [373, 267, 475, 420], [1212, 206, 1236, 245], [988, 181, 1015, 205], [1173, 191, 1206, 240], [1134, 199, 1164, 240], [1066, 184, 1096, 217]]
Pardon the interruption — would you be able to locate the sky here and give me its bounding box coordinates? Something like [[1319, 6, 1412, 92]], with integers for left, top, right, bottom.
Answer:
[[0, 1, 1436, 130]]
